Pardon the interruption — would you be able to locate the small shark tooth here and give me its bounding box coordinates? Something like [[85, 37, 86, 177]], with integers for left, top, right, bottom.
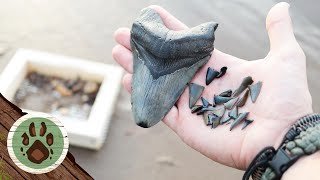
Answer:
[[206, 67, 219, 85], [189, 83, 205, 108], [216, 66, 227, 78], [212, 106, 225, 117], [228, 106, 238, 119], [214, 95, 232, 105], [233, 76, 254, 97], [242, 119, 254, 130], [224, 97, 239, 110], [230, 112, 249, 131], [201, 97, 212, 107], [208, 114, 220, 128], [220, 116, 232, 124], [249, 81, 262, 103], [191, 105, 203, 114], [219, 89, 232, 97], [131, 8, 218, 128], [196, 107, 215, 115], [237, 89, 249, 107]]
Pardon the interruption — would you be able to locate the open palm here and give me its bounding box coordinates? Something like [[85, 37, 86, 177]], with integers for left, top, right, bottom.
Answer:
[[112, 2, 313, 170]]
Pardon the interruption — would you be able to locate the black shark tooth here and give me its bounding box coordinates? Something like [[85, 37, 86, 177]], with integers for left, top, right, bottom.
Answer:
[[206, 67, 219, 85]]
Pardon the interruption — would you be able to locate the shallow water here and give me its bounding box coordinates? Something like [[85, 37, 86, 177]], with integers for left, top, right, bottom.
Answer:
[[0, 0, 319, 179]]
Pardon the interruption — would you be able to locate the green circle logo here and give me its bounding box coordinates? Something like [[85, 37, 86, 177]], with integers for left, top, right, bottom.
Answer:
[[7, 113, 69, 174]]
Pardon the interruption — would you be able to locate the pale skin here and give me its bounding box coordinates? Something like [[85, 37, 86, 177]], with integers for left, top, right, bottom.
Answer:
[[112, 2, 320, 179]]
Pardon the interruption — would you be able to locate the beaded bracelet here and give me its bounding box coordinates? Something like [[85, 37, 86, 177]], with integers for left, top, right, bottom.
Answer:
[[243, 113, 320, 180]]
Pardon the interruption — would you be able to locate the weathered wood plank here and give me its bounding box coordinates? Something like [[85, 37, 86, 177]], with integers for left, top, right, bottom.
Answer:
[[0, 94, 93, 179]]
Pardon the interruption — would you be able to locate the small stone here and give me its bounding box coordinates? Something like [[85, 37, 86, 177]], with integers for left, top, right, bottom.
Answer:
[[286, 141, 296, 150], [59, 107, 69, 116], [55, 83, 72, 96], [84, 82, 98, 94], [81, 95, 89, 102], [291, 147, 304, 156], [305, 144, 317, 154], [155, 156, 176, 166]]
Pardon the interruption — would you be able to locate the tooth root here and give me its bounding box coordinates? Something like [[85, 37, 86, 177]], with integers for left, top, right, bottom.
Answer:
[[230, 112, 249, 131], [249, 81, 262, 103], [214, 95, 232, 105], [216, 66, 227, 78], [189, 83, 205, 108], [191, 105, 203, 113], [233, 76, 254, 97], [219, 89, 232, 97], [237, 89, 249, 107], [224, 97, 239, 110], [206, 67, 219, 85], [242, 119, 254, 130]]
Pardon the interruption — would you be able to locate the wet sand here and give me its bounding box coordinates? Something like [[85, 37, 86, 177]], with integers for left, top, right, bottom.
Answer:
[[0, 0, 319, 179]]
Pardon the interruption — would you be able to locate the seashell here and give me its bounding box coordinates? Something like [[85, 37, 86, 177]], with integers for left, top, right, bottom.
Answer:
[[219, 89, 232, 97], [208, 114, 220, 128], [131, 8, 218, 128], [206, 67, 219, 85], [230, 112, 249, 131], [237, 89, 249, 107], [216, 66, 227, 78], [201, 97, 212, 107], [191, 105, 203, 114], [249, 81, 262, 103], [189, 83, 205, 108], [211, 106, 225, 117], [214, 95, 232, 105], [233, 76, 254, 97], [224, 97, 239, 110], [196, 107, 215, 115], [228, 106, 238, 119], [242, 119, 254, 130]]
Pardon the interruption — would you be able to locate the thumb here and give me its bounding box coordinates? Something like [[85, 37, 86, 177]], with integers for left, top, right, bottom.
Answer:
[[266, 2, 297, 54]]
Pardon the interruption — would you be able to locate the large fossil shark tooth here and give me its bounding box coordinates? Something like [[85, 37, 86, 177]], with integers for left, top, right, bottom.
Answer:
[[131, 8, 218, 128], [233, 76, 254, 97], [249, 81, 262, 103]]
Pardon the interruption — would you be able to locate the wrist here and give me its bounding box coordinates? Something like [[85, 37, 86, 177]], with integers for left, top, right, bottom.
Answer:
[[282, 151, 320, 180]]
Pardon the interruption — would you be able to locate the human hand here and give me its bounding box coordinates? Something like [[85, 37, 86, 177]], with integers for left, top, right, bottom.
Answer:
[[112, 2, 313, 169]]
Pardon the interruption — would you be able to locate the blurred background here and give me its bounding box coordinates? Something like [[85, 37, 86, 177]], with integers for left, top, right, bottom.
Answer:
[[0, 0, 319, 179]]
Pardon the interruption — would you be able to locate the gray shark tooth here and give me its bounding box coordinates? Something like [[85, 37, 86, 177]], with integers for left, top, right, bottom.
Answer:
[[189, 83, 205, 108], [201, 97, 212, 107], [131, 8, 218, 128], [249, 81, 262, 103], [212, 106, 225, 117], [233, 76, 254, 97], [230, 112, 249, 131], [208, 114, 220, 129], [220, 116, 232, 124], [228, 106, 238, 119], [242, 119, 254, 130], [196, 107, 215, 115], [219, 89, 232, 97], [224, 97, 239, 110], [205, 67, 219, 85], [237, 89, 249, 107], [214, 95, 232, 105], [216, 66, 227, 78]]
